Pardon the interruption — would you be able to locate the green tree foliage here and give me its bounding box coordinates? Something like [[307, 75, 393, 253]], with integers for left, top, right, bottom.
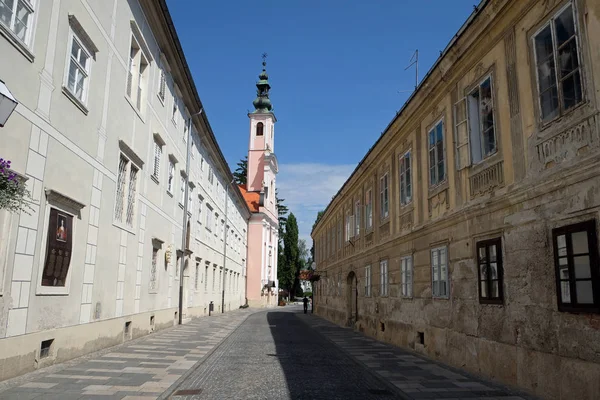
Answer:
[[233, 156, 248, 186], [279, 213, 299, 293], [0, 158, 31, 213], [275, 188, 288, 238]]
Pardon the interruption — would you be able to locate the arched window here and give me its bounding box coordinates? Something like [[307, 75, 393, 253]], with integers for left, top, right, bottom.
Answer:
[[256, 122, 264, 136]]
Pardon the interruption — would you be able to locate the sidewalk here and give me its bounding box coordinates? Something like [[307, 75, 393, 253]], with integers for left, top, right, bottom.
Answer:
[[0, 309, 252, 400], [298, 311, 538, 400]]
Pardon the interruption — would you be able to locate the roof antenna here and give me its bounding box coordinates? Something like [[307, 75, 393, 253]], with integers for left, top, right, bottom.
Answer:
[[398, 49, 419, 94]]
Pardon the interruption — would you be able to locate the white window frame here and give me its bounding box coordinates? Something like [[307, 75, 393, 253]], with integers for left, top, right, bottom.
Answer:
[[126, 34, 149, 113], [0, 0, 36, 50], [152, 140, 162, 181], [172, 96, 179, 126], [157, 68, 166, 104], [431, 246, 449, 298], [399, 150, 412, 205], [114, 153, 140, 230], [380, 173, 389, 220], [63, 29, 92, 106], [365, 188, 373, 231], [345, 212, 351, 242], [354, 200, 360, 237], [179, 174, 185, 205], [205, 204, 213, 232], [532, 2, 583, 125], [401, 255, 413, 298], [197, 195, 203, 223], [167, 160, 175, 194], [428, 119, 446, 187], [380, 259, 388, 297], [365, 265, 371, 297]]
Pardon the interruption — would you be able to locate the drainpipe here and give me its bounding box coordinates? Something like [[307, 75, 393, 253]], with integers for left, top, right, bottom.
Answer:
[[221, 178, 234, 313], [179, 109, 203, 325]]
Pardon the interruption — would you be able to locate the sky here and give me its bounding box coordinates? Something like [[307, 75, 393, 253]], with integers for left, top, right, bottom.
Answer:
[[167, 0, 479, 246]]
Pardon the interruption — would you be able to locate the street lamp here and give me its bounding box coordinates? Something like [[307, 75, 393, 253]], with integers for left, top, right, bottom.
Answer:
[[0, 80, 18, 127]]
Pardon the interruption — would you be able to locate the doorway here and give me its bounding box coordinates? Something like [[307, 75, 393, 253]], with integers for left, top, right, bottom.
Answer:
[[346, 271, 357, 327]]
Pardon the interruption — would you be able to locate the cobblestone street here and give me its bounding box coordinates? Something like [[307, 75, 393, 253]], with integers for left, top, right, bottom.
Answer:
[[0, 307, 536, 400]]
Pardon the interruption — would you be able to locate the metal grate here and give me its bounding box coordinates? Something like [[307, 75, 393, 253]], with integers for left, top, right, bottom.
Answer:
[[114, 156, 128, 222], [126, 164, 138, 227], [172, 389, 202, 396], [40, 339, 53, 359], [149, 248, 158, 291], [153, 141, 161, 179]]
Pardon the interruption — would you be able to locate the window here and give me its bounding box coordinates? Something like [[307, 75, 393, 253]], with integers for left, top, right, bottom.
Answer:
[[533, 3, 583, 123], [214, 213, 219, 236], [149, 247, 158, 291], [477, 238, 504, 304], [205, 205, 213, 231], [221, 220, 225, 240], [553, 220, 599, 312], [41, 208, 73, 287], [0, 0, 34, 45], [354, 200, 360, 237], [337, 220, 342, 249], [197, 196, 203, 222], [126, 35, 149, 112], [179, 175, 185, 205], [380, 260, 388, 296], [167, 160, 175, 193], [365, 265, 371, 297], [204, 264, 208, 291], [429, 120, 446, 186], [332, 223, 336, 253], [65, 32, 92, 103], [380, 174, 389, 220], [431, 246, 449, 298], [195, 262, 199, 290], [152, 140, 161, 180], [114, 154, 139, 228], [401, 256, 413, 297], [208, 167, 214, 185], [337, 272, 342, 296], [212, 267, 216, 291], [158, 69, 166, 102], [345, 213, 351, 242], [256, 122, 264, 136], [399, 151, 412, 205], [365, 189, 373, 231], [172, 96, 178, 126]]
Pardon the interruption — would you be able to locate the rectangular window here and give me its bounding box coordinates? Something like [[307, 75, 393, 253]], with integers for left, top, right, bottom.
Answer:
[[158, 69, 166, 102], [195, 262, 199, 290], [365, 189, 373, 231], [152, 141, 161, 180], [553, 220, 599, 312], [208, 167, 214, 185], [380, 174, 389, 220], [467, 76, 496, 163], [126, 35, 148, 112], [431, 246, 449, 298], [533, 3, 583, 123], [167, 161, 175, 193], [212, 267, 216, 291], [0, 0, 34, 45], [114, 154, 139, 228], [401, 256, 413, 297], [205, 205, 213, 231], [204, 264, 208, 291], [179, 175, 185, 205], [365, 265, 371, 297], [477, 238, 504, 304], [214, 213, 219, 235], [41, 208, 73, 286], [149, 247, 158, 291], [380, 260, 388, 296], [428, 120, 446, 186], [399, 151, 412, 205], [65, 32, 92, 103], [355, 200, 360, 237], [337, 220, 342, 249], [345, 213, 351, 242], [197, 196, 203, 222], [172, 96, 178, 126]]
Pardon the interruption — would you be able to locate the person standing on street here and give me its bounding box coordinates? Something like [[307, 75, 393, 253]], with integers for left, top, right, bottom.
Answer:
[[302, 296, 308, 314]]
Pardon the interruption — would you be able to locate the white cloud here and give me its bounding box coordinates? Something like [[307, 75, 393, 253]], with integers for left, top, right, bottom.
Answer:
[[277, 163, 356, 248]]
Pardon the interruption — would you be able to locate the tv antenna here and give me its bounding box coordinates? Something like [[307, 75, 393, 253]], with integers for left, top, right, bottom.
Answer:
[[398, 50, 419, 94]]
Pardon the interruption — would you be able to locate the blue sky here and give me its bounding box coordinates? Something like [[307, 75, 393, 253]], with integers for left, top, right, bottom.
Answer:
[[167, 0, 478, 245]]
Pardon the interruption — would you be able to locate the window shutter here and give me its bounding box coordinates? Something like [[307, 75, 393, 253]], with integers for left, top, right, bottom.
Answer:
[[454, 97, 470, 170]]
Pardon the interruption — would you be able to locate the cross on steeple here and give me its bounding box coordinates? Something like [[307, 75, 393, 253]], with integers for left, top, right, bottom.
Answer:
[[262, 52, 268, 67]]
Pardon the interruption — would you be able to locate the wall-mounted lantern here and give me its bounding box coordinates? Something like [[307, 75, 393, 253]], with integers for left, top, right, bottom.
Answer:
[[0, 80, 18, 127]]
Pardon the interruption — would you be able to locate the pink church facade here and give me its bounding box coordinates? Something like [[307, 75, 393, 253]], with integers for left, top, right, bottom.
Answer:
[[240, 61, 280, 308]]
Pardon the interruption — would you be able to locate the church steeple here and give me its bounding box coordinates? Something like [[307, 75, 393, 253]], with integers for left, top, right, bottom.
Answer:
[[252, 53, 273, 114]]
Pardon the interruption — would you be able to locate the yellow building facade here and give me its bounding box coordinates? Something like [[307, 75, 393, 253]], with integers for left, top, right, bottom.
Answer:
[[311, 0, 600, 398]]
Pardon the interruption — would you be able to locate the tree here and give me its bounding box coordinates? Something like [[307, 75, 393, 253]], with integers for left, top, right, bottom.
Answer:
[[280, 213, 299, 294], [298, 239, 309, 270], [233, 156, 248, 185], [0, 157, 31, 213], [275, 189, 288, 238]]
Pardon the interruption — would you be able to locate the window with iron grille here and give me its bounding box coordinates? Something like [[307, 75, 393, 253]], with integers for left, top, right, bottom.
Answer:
[[114, 155, 138, 228], [158, 69, 166, 102], [553, 220, 600, 313], [533, 2, 583, 124], [195, 262, 199, 290], [399, 150, 412, 205], [149, 247, 158, 292], [0, 0, 35, 45]]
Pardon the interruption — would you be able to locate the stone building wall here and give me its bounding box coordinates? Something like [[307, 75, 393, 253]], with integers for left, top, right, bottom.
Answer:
[[312, 0, 600, 399]]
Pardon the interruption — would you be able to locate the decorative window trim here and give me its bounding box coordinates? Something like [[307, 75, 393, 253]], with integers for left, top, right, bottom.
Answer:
[[113, 144, 142, 232], [428, 118, 447, 188], [401, 255, 413, 298], [129, 20, 153, 63], [431, 246, 449, 299], [379, 173, 389, 221], [118, 140, 144, 168], [68, 15, 98, 54], [0, 0, 37, 61], [380, 259, 389, 297], [399, 149, 412, 206], [62, 26, 93, 112], [35, 189, 85, 296]]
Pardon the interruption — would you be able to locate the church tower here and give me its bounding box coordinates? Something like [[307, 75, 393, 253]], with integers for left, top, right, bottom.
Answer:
[[240, 55, 279, 307]]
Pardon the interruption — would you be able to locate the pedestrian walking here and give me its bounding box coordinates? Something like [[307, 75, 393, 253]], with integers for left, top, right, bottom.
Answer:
[[302, 296, 308, 314]]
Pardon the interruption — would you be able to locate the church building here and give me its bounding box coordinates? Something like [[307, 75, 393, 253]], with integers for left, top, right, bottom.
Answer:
[[240, 60, 280, 307]]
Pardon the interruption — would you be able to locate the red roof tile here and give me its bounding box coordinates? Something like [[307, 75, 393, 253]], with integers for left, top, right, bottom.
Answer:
[[238, 184, 260, 213]]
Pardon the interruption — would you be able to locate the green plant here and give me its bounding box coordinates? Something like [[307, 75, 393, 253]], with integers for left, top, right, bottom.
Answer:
[[0, 158, 31, 213]]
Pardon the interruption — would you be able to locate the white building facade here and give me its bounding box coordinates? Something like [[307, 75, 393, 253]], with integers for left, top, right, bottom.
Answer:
[[0, 0, 249, 381]]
